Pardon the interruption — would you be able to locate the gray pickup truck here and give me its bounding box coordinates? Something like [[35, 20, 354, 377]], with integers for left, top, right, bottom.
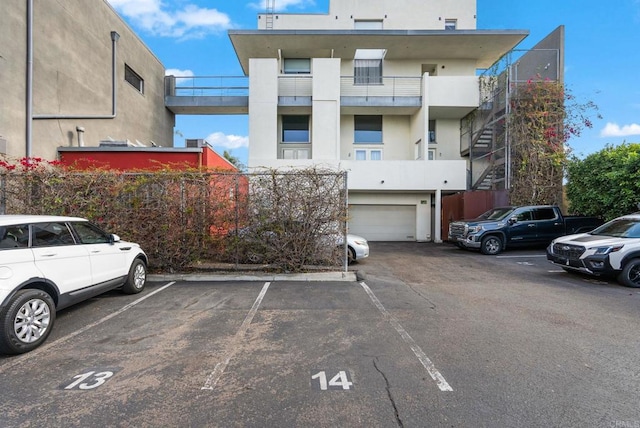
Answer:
[[448, 205, 603, 255]]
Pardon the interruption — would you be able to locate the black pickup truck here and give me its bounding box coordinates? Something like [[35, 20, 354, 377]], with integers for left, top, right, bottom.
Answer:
[[448, 205, 603, 255]]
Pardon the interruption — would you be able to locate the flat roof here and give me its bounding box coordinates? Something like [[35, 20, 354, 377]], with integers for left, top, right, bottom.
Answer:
[[229, 29, 529, 74]]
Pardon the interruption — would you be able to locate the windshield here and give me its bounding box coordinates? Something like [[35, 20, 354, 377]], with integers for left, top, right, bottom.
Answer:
[[477, 208, 514, 221], [590, 218, 640, 238]]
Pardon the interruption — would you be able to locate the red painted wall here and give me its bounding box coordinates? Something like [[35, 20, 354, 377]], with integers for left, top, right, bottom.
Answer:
[[59, 146, 237, 172]]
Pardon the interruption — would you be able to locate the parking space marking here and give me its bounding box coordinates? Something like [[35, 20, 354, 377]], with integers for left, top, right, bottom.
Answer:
[[359, 281, 453, 392], [201, 281, 271, 391], [0, 281, 176, 374]]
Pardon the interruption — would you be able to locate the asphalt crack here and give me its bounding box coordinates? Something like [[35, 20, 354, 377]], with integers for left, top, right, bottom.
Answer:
[[373, 358, 404, 428]]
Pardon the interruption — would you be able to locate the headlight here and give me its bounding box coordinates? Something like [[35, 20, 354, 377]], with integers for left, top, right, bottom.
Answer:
[[352, 240, 367, 246], [468, 225, 483, 234], [592, 245, 624, 255]]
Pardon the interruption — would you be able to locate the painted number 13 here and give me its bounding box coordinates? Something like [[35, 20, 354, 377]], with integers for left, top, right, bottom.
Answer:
[[64, 371, 114, 390], [311, 370, 353, 390]]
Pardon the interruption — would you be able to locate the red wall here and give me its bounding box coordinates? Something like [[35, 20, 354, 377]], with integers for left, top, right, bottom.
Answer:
[[59, 146, 237, 172]]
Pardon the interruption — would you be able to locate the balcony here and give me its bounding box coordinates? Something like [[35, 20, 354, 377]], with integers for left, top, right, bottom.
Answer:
[[340, 76, 422, 114], [164, 76, 249, 114]]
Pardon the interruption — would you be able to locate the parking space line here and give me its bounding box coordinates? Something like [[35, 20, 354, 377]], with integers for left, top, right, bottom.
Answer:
[[201, 281, 271, 391], [359, 281, 453, 392], [0, 281, 176, 374]]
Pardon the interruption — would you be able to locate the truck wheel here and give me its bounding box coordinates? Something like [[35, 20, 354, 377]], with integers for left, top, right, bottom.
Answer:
[[480, 236, 503, 255], [617, 258, 640, 288]]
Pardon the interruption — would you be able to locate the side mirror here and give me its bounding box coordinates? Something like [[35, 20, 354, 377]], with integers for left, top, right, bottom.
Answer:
[[508, 217, 518, 225], [110, 234, 121, 244]]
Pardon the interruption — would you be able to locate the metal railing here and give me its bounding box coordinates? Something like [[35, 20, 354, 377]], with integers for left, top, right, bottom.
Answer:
[[165, 75, 424, 99], [340, 76, 422, 98], [165, 75, 249, 97]]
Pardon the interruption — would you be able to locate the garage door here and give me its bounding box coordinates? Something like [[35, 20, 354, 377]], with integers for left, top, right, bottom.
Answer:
[[348, 205, 416, 241]]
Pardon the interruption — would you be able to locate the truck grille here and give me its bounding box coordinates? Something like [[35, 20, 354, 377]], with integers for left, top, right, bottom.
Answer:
[[552, 243, 585, 260], [449, 223, 466, 237]]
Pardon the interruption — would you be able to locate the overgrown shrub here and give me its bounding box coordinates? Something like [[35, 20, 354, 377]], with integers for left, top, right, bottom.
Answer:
[[0, 159, 346, 273]]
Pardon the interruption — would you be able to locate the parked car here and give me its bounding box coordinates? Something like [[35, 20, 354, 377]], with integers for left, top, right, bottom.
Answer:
[[340, 233, 370, 264], [449, 205, 603, 255], [0, 215, 148, 354], [546, 213, 640, 287]]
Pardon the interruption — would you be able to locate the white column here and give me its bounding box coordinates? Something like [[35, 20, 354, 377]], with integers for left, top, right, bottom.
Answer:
[[434, 188, 442, 243]]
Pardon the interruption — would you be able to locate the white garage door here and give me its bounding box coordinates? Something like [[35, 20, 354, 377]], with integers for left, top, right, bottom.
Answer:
[[348, 205, 416, 241]]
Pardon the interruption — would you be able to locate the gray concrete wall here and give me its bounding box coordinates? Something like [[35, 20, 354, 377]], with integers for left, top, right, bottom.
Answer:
[[0, 0, 174, 160]]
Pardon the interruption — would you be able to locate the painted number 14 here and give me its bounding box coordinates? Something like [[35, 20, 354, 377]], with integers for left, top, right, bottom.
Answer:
[[311, 370, 353, 391]]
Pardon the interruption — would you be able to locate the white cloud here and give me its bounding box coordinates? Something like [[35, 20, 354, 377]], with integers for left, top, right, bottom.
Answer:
[[248, 0, 316, 11], [165, 68, 194, 77], [205, 132, 249, 149], [600, 122, 640, 137], [107, 0, 231, 38]]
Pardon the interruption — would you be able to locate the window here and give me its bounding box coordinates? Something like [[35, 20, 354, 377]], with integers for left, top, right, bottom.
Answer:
[[428, 149, 436, 160], [32, 222, 75, 247], [282, 115, 310, 143], [0, 224, 29, 249], [354, 59, 382, 85], [354, 49, 385, 85], [283, 148, 310, 159], [354, 20, 383, 30], [355, 149, 382, 160], [125, 64, 144, 93], [534, 208, 558, 221], [73, 222, 111, 244], [354, 115, 382, 144], [283, 58, 310, 74], [445, 19, 457, 30]]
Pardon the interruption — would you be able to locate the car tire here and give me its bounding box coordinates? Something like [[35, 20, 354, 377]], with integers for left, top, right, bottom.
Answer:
[[0, 289, 56, 355], [122, 259, 147, 294], [617, 258, 640, 288], [480, 235, 503, 255], [347, 247, 356, 265]]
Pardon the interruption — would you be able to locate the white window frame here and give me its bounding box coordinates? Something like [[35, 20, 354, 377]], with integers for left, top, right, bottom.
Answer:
[[282, 148, 311, 160]]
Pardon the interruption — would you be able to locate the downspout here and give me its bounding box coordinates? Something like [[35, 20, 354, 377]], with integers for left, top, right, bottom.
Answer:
[[26, 0, 33, 157], [32, 31, 120, 121]]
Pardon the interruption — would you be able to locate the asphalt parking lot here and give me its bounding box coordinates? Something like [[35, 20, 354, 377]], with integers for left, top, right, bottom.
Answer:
[[1, 242, 639, 427]]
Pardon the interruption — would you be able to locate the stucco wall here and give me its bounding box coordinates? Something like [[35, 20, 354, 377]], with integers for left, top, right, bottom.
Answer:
[[1, 0, 174, 160]]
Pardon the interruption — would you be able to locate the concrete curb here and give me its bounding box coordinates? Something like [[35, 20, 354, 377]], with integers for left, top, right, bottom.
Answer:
[[148, 271, 357, 282]]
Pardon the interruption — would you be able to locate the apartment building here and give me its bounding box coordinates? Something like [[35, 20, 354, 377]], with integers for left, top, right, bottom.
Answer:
[[228, 0, 528, 242], [1, 0, 174, 161]]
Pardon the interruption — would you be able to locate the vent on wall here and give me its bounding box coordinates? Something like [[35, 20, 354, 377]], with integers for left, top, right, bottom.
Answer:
[[186, 139, 204, 148]]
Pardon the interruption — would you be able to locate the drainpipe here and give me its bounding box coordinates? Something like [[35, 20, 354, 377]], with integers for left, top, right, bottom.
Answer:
[[33, 31, 119, 121], [26, 0, 33, 157]]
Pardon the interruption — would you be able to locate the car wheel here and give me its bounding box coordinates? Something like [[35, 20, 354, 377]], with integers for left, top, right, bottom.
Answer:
[[617, 258, 640, 288], [480, 235, 503, 255], [347, 247, 356, 265], [0, 289, 56, 355], [122, 259, 147, 294]]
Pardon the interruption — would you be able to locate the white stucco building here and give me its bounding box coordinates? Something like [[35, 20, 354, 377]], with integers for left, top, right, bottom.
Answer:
[[227, 0, 528, 242]]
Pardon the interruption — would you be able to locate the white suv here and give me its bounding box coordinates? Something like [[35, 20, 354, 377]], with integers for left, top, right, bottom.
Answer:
[[0, 215, 148, 354], [547, 213, 640, 287]]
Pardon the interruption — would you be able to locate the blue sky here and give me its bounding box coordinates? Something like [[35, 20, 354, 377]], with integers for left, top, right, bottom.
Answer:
[[107, 0, 640, 164]]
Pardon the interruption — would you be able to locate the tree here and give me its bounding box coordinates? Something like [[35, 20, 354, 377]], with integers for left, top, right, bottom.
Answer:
[[566, 143, 640, 220], [223, 150, 246, 171]]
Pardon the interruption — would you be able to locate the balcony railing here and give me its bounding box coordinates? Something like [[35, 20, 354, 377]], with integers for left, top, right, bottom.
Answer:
[[341, 76, 422, 98], [278, 75, 313, 98], [165, 75, 249, 97]]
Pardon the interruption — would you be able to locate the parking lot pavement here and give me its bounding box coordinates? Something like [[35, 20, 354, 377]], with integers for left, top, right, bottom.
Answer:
[[1, 242, 639, 427], [0, 278, 457, 427]]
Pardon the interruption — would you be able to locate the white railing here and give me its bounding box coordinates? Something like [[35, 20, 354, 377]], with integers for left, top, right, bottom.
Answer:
[[340, 76, 422, 98], [278, 75, 313, 98], [166, 76, 249, 97]]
